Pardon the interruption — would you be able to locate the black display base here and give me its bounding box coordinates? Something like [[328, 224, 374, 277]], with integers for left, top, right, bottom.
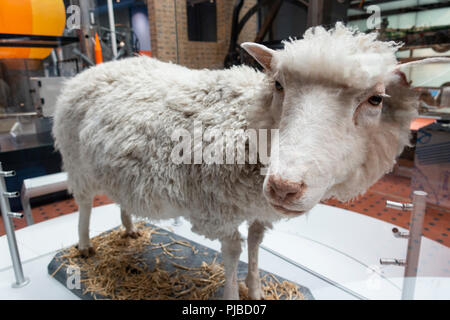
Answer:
[[47, 223, 314, 300]]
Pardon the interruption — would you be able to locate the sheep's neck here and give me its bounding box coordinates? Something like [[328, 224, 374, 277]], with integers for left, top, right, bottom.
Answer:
[[245, 71, 278, 131]]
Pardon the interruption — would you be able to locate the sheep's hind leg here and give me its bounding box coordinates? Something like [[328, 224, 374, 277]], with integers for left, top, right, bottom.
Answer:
[[246, 221, 266, 300], [221, 232, 242, 300], [76, 196, 95, 258], [120, 208, 141, 239]]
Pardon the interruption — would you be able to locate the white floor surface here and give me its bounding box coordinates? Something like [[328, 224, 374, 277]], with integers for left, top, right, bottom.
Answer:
[[1, 203, 449, 300]]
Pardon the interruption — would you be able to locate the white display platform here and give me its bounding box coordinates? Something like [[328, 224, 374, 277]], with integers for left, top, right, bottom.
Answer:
[[1, 203, 449, 300]]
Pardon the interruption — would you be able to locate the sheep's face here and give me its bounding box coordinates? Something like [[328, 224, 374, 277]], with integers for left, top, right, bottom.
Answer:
[[242, 24, 419, 216], [260, 73, 416, 216]]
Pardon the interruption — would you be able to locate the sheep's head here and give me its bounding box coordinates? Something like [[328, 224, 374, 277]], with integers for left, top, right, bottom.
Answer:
[[242, 23, 433, 216]]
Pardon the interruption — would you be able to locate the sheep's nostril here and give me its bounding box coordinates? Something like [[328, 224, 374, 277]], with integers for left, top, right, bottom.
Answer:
[[268, 175, 306, 204]]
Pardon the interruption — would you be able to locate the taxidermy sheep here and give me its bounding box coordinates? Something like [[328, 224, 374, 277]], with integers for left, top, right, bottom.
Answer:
[[53, 23, 446, 299]]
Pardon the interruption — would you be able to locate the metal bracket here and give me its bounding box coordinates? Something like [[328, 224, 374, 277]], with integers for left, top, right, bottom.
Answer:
[[386, 200, 413, 211], [392, 227, 409, 239], [0, 170, 15, 177], [380, 258, 406, 266], [7, 212, 24, 219], [3, 191, 19, 198]]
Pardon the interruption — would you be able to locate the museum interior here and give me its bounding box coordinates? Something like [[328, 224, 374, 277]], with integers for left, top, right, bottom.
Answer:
[[0, 0, 449, 300]]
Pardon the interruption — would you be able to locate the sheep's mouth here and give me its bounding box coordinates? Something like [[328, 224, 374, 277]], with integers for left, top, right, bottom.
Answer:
[[271, 204, 305, 216]]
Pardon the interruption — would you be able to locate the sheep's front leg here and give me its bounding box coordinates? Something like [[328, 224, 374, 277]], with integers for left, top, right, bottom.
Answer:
[[77, 200, 95, 257], [120, 208, 141, 239], [221, 232, 242, 300], [246, 221, 265, 300]]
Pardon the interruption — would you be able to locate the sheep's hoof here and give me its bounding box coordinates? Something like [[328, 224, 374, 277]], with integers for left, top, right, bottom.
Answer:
[[76, 245, 96, 258], [121, 230, 142, 239], [223, 288, 240, 300], [245, 277, 264, 300], [248, 289, 264, 300]]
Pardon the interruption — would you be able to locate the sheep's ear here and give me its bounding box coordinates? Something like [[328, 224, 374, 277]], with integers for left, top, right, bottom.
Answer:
[[394, 57, 450, 72], [240, 42, 275, 71], [389, 57, 450, 89]]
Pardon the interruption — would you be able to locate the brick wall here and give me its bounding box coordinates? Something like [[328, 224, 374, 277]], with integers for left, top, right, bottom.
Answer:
[[147, 0, 257, 69]]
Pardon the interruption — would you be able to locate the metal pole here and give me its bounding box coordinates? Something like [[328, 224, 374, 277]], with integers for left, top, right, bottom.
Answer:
[[307, 0, 324, 27], [0, 162, 29, 288], [0, 112, 38, 119], [107, 0, 118, 58], [174, 0, 179, 64], [78, 0, 96, 65], [402, 190, 427, 300]]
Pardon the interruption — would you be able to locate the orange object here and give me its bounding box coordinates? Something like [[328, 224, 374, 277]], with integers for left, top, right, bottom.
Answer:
[[94, 33, 103, 64], [410, 117, 436, 131], [139, 50, 152, 57], [0, 0, 66, 60]]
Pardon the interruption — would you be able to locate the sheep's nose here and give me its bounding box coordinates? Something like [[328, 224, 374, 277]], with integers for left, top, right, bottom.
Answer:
[[267, 175, 306, 204]]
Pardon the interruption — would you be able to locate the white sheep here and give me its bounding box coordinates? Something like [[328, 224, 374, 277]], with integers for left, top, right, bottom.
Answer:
[[53, 23, 438, 300]]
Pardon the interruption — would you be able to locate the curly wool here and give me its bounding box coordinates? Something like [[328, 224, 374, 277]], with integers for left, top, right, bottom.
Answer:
[[53, 57, 279, 240], [276, 23, 401, 88], [52, 24, 418, 240]]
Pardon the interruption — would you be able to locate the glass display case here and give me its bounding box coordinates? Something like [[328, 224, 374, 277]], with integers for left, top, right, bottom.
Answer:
[[0, 0, 448, 301]]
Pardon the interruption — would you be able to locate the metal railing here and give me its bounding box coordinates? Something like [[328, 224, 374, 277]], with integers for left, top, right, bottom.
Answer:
[[380, 190, 428, 300], [0, 162, 29, 287]]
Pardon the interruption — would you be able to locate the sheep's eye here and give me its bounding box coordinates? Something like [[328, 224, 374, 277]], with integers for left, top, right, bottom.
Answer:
[[368, 95, 383, 106], [275, 81, 283, 91]]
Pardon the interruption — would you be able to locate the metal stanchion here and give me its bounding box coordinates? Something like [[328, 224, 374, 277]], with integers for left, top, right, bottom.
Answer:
[[402, 191, 427, 300], [380, 190, 428, 300], [0, 162, 29, 288]]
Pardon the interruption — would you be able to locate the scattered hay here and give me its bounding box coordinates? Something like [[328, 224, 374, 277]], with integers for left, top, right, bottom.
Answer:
[[54, 222, 304, 300]]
